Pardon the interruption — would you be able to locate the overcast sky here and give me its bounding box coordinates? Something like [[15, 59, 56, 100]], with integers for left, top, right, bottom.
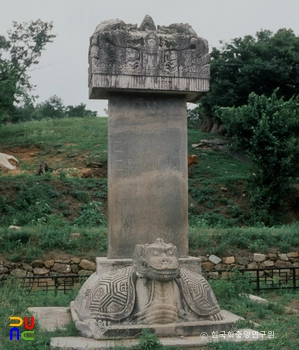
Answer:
[[1, 0, 299, 115]]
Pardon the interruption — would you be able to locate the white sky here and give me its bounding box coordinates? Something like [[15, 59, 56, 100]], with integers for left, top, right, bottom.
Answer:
[[1, 0, 299, 115]]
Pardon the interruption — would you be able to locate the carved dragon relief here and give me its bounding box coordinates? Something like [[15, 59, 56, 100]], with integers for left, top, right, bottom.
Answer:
[[71, 238, 223, 339], [89, 15, 210, 80]]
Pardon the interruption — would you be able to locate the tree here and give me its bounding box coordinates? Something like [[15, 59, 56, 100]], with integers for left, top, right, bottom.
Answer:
[[34, 95, 65, 119], [0, 20, 55, 119], [199, 28, 299, 120], [66, 103, 97, 118], [216, 90, 299, 225]]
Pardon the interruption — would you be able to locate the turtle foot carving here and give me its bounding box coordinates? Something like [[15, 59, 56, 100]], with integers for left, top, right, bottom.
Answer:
[[210, 313, 224, 321]]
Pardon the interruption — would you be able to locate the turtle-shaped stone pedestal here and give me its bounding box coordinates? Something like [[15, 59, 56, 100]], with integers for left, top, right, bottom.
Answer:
[[70, 239, 226, 340]]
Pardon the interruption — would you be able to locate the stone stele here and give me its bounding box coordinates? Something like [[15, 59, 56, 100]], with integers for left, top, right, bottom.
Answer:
[[69, 16, 230, 341], [88, 15, 210, 259], [65, 16, 243, 345]]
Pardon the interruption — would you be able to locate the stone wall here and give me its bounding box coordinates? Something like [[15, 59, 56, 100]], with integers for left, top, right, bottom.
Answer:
[[0, 257, 96, 280], [201, 252, 299, 278], [1, 251, 298, 280]]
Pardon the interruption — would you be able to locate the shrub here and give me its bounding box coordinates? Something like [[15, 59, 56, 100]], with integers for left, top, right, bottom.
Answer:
[[217, 91, 299, 225], [73, 201, 107, 227]]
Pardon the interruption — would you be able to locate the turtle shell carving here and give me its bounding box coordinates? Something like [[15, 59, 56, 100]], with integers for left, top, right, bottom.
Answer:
[[86, 266, 136, 322], [72, 238, 222, 332]]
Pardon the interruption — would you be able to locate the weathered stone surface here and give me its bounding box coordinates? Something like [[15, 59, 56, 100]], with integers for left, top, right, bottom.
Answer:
[[51, 325, 265, 349], [32, 260, 44, 268], [0, 153, 19, 170], [268, 253, 277, 260], [28, 307, 71, 331], [44, 260, 55, 268], [52, 263, 71, 274], [222, 256, 235, 264], [71, 265, 79, 274], [9, 225, 21, 230], [71, 239, 222, 339], [89, 16, 210, 261], [22, 262, 33, 271], [248, 262, 258, 269], [96, 257, 133, 275], [55, 259, 71, 264], [4, 261, 17, 268], [278, 254, 289, 261], [209, 254, 222, 265], [89, 16, 209, 102], [253, 253, 266, 262], [199, 255, 208, 262], [71, 257, 81, 264], [79, 259, 96, 271], [287, 252, 299, 258], [108, 93, 188, 259], [236, 256, 249, 266], [215, 263, 229, 271], [179, 257, 202, 274], [262, 260, 274, 267], [275, 260, 292, 268], [33, 267, 50, 275], [206, 272, 219, 279], [10, 268, 26, 277], [202, 261, 215, 271], [0, 266, 9, 274]]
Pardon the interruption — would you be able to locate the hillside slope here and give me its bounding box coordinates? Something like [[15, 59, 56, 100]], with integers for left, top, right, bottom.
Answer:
[[1, 117, 298, 227]]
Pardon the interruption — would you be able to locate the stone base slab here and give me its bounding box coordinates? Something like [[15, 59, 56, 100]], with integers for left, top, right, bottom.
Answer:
[[28, 307, 71, 331], [31, 306, 240, 339], [30, 307, 266, 349], [51, 328, 266, 349], [72, 310, 240, 340], [96, 256, 202, 275]]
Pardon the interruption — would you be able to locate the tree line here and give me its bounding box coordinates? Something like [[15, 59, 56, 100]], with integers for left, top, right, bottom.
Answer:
[[0, 20, 97, 124], [2, 96, 98, 123]]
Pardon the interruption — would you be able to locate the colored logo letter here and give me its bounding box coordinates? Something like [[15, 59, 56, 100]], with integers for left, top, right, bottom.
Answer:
[[21, 331, 34, 341], [10, 316, 23, 327]]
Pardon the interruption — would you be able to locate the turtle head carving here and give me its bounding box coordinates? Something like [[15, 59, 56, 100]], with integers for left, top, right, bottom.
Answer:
[[133, 238, 180, 281]]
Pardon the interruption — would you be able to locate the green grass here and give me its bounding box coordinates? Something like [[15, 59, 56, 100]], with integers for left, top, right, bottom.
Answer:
[[0, 278, 80, 350], [188, 223, 299, 256], [201, 274, 299, 350], [2, 116, 298, 227], [1, 223, 299, 263], [0, 117, 108, 169], [0, 176, 107, 227], [0, 226, 107, 262], [0, 116, 272, 228], [0, 118, 298, 349], [188, 129, 250, 183], [1, 276, 298, 349]]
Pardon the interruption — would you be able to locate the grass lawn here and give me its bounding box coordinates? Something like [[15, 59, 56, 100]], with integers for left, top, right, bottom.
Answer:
[[1, 276, 299, 349]]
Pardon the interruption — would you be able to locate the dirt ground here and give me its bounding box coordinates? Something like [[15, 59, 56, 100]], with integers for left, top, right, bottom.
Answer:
[[0, 146, 107, 178]]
